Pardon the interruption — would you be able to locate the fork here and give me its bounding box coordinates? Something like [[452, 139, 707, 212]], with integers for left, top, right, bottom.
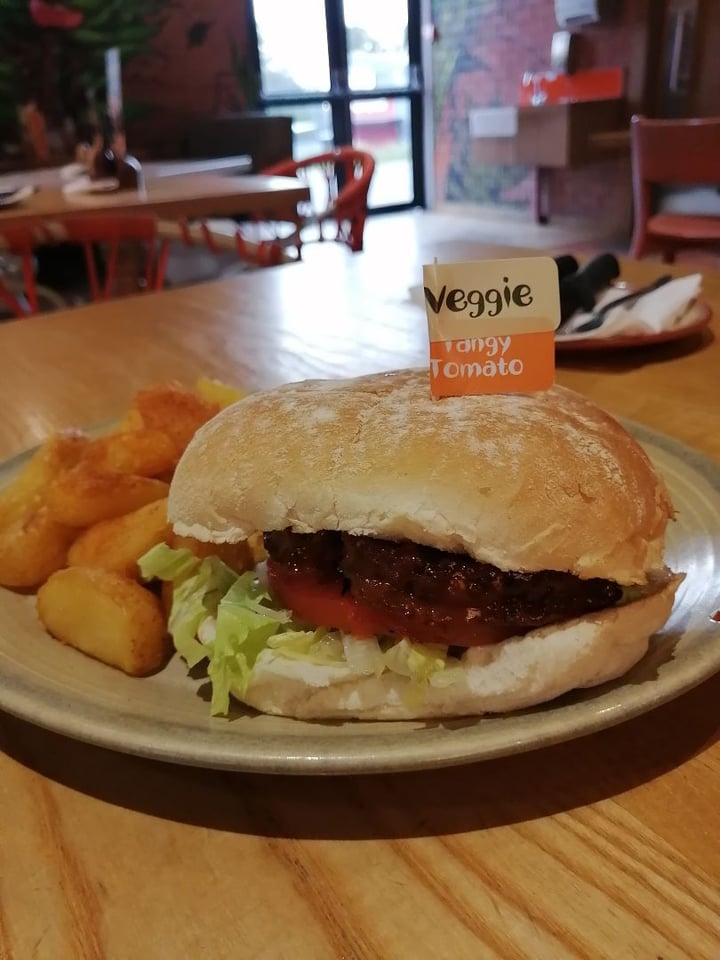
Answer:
[[569, 275, 673, 334]]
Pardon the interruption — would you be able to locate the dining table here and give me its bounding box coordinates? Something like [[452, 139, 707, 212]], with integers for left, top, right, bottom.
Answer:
[[0, 169, 308, 230], [0, 155, 253, 190], [0, 240, 718, 960]]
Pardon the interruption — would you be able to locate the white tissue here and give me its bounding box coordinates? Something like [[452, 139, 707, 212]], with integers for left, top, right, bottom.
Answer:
[[0, 184, 35, 206], [61, 176, 119, 195], [560, 274, 702, 340]]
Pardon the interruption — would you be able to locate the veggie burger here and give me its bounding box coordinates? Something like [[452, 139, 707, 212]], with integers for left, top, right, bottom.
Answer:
[[142, 368, 682, 720]]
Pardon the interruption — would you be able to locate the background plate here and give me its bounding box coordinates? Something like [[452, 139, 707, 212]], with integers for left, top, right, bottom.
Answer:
[[555, 300, 711, 352], [0, 424, 718, 775], [0, 185, 35, 208]]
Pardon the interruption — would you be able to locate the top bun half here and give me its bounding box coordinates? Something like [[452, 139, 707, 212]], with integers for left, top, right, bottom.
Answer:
[[168, 369, 673, 584]]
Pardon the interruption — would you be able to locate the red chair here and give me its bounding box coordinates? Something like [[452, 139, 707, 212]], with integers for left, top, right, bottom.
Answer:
[[0, 215, 169, 316], [261, 147, 376, 258], [630, 115, 720, 262], [157, 218, 292, 270]]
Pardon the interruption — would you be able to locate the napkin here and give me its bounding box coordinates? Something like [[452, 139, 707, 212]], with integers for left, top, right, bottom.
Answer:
[[0, 184, 36, 206], [559, 274, 702, 339], [59, 162, 88, 182], [62, 175, 119, 195]]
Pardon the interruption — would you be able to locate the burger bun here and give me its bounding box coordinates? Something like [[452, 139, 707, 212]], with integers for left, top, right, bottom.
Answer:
[[237, 573, 682, 720]]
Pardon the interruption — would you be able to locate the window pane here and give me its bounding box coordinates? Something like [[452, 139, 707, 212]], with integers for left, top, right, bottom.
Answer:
[[344, 0, 410, 92], [255, 0, 331, 95], [265, 103, 334, 160], [351, 97, 412, 206]]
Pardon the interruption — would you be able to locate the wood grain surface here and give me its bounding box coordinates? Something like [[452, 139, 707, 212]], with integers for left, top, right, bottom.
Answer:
[[0, 242, 718, 960]]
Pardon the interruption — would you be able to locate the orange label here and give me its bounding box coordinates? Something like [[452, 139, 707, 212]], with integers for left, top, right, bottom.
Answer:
[[422, 257, 560, 398], [429, 331, 556, 396]]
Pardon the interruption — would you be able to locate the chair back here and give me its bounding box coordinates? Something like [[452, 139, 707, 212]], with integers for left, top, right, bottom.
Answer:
[[630, 115, 720, 185], [263, 147, 375, 252], [0, 215, 168, 314], [157, 218, 292, 268], [630, 115, 720, 259], [59, 215, 166, 301]]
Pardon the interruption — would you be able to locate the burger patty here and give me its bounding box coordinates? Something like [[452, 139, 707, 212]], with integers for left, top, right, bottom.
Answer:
[[263, 530, 622, 629]]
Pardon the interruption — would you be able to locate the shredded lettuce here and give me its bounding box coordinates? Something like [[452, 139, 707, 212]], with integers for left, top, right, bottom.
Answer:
[[208, 587, 289, 714], [342, 634, 385, 676], [139, 543, 461, 716], [620, 584, 646, 604], [267, 629, 345, 663], [140, 544, 236, 667], [169, 556, 237, 667], [383, 638, 448, 684], [383, 638, 453, 704], [138, 543, 201, 582]]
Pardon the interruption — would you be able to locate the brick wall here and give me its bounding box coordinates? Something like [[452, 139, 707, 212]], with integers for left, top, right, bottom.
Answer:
[[431, 0, 650, 231], [123, 0, 250, 156]]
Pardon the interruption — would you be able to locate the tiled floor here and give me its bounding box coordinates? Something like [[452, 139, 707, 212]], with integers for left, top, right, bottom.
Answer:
[[163, 205, 634, 289], [311, 206, 720, 272], [164, 202, 720, 291], [361, 206, 630, 260]]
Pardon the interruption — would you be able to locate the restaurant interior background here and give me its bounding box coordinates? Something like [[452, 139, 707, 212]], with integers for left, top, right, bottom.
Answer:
[[1, 4, 720, 957], [1, 0, 718, 242]]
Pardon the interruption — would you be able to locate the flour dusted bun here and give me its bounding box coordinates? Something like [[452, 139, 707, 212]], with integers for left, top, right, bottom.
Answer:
[[239, 573, 682, 720], [170, 368, 673, 585], [168, 369, 682, 721]]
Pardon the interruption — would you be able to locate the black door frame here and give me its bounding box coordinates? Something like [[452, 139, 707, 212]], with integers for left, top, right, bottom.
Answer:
[[246, 0, 425, 211]]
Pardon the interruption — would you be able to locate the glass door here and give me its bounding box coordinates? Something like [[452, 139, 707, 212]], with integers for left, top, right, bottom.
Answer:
[[249, 0, 424, 211]]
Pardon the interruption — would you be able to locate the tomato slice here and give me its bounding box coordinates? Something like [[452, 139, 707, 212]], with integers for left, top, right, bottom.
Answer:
[[266, 562, 517, 647], [267, 563, 383, 637]]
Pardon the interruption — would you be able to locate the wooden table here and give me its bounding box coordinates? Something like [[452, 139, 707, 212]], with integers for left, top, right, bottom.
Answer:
[[0, 172, 308, 230], [140, 156, 252, 178], [0, 245, 718, 959], [0, 156, 252, 191]]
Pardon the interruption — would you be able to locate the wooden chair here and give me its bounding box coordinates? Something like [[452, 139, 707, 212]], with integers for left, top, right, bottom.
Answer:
[[260, 147, 376, 258], [630, 115, 720, 262], [0, 216, 169, 316]]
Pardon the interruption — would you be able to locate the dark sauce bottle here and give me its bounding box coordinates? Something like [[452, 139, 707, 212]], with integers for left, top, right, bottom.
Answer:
[[90, 113, 144, 191], [116, 151, 144, 191], [90, 113, 117, 180]]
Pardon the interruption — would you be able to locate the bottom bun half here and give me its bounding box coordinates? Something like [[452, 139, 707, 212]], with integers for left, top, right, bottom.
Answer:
[[236, 575, 683, 721]]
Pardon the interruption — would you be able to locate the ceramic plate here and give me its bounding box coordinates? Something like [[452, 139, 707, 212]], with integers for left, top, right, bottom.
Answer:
[[555, 300, 712, 352], [0, 424, 718, 775], [0, 185, 35, 208], [62, 177, 119, 196]]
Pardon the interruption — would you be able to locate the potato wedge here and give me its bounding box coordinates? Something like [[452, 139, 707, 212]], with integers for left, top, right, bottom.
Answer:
[[0, 505, 77, 588], [37, 567, 169, 676], [195, 376, 246, 409], [68, 498, 171, 579], [169, 532, 253, 574], [0, 430, 88, 524], [46, 466, 169, 527], [133, 382, 219, 458], [81, 429, 177, 477]]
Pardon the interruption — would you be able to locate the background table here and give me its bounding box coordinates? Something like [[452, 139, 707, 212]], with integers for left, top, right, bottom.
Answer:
[[0, 246, 718, 959], [0, 172, 308, 229], [0, 156, 252, 191]]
